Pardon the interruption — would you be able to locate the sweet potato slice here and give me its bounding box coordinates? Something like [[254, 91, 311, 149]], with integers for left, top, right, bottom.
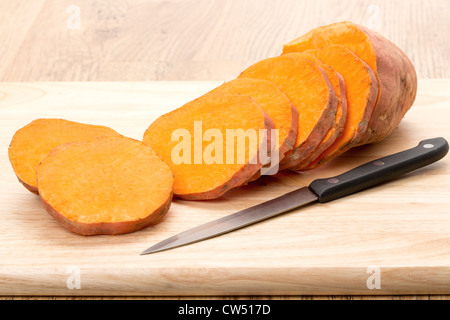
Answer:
[[8, 118, 121, 194], [206, 78, 298, 160], [284, 46, 379, 169], [37, 136, 174, 236], [238, 55, 338, 169], [283, 21, 417, 145], [143, 93, 274, 200], [280, 52, 347, 171]]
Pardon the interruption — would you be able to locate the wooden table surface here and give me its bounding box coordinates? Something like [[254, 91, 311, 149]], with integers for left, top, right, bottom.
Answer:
[[1, 0, 449, 300]]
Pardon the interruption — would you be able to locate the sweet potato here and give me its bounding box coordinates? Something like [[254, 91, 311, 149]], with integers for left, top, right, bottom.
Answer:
[[206, 78, 298, 160], [284, 46, 379, 169], [8, 118, 121, 194], [238, 55, 338, 169], [283, 21, 417, 146], [280, 52, 348, 171], [143, 93, 274, 200], [36, 136, 174, 236]]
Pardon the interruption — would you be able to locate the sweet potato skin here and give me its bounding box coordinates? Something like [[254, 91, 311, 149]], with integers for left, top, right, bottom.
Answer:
[[278, 64, 338, 170], [206, 78, 298, 161], [238, 56, 339, 171], [292, 71, 348, 170], [356, 25, 418, 145], [36, 136, 174, 235], [16, 178, 39, 194], [40, 190, 172, 236], [279, 52, 348, 171]]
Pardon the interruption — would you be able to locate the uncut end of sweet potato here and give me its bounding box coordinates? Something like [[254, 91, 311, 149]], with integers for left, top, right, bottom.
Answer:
[[40, 191, 172, 236], [290, 72, 348, 171], [355, 25, 418, 145]]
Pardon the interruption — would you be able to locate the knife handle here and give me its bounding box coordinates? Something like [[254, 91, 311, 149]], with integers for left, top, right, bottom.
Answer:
[[309, 137, 449, 203]]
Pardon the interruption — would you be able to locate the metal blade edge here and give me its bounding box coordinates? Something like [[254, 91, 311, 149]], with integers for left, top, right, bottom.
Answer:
[[140, 187, 318, 255]]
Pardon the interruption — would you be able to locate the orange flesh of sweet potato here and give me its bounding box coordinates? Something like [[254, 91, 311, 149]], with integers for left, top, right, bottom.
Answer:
[[298, 72, 348, 169], [280, 52, 347, 171], [206, 78, 298, 160], [294, 45, 379, 168], [283, 21, 417, 146], [8, 118, 121, 194], [36, 136, 174, 235], [238, 55, 338, 169], [280, 45, 378, 168], [143, 93, 274, 200]]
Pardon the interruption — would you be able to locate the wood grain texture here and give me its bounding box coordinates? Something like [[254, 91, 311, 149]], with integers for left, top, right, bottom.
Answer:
[[0, 80, 449, 296], [0, 0, 449, 81], [1, 0, 449, 300]]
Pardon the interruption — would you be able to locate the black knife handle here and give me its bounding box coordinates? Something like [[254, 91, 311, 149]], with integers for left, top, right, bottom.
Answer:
[[309, 137, 449, 203]]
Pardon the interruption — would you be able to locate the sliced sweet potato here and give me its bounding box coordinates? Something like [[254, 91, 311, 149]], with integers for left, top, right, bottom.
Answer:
[[37, 136, 174, 236], [143, 93, 274, 200], [8, 118, 121, 194], [238, 55, 338, 169], [206, 78, 298, 160], [283, 21, 417, 146], [284, 45, 379, 169], [280, 52, 347, 171]]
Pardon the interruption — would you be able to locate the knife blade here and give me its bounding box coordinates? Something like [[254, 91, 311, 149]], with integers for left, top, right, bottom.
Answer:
[[141, 137, 448, 255]]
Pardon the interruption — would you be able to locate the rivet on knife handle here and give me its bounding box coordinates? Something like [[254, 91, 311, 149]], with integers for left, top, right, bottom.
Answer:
[[309, 137, 449, 203]]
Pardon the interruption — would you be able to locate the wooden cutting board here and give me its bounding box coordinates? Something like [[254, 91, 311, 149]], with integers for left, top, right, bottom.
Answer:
[[1, 80, 449, 296]]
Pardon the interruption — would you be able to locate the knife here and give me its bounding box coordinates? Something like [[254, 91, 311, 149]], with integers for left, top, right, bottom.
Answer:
[[141, 137, 449, 255]]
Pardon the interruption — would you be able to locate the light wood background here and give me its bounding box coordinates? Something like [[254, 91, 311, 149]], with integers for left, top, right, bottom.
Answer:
[[0, 0, 449, 82], [0, 0, 449, 300]]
